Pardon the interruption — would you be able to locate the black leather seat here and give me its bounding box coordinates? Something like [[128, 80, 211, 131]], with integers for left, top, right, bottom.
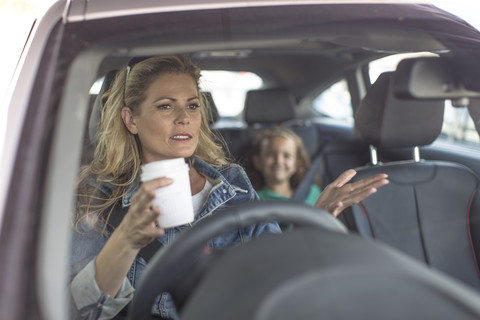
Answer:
[[243, 88, 295, 125], [350, 71, 480, 289]]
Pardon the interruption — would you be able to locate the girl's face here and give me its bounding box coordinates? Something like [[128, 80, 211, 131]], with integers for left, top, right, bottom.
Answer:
[[254, 136, 298, 185], [122, 73, 202, 163]]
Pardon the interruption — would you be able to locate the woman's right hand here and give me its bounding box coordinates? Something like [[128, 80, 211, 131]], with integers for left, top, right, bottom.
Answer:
[[315, 169, 389, 218], [95, 177, 173, 297], [116, 177, 173, 250]]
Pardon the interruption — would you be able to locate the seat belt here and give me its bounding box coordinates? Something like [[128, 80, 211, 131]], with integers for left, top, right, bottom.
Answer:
[[106, 202, 163, 263], [292, 153, 325, 202]]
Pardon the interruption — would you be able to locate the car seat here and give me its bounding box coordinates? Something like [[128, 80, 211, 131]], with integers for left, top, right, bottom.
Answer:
[[88, 70, 118, 147], [202, 91, 219, 126], [349, 71, 480, 289]]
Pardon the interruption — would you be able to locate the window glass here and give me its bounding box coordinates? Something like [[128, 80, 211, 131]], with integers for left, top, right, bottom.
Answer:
[[200, 71, 263, 117], [441, 100, 479, 144], [89, 71, 263, 118], [89, 77, 104, 95], [369, 53, 480, 145], [312, 79, 352, 122]]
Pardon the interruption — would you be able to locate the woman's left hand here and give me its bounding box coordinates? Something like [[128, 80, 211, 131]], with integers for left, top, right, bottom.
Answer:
[[315, 169, 389, 217]]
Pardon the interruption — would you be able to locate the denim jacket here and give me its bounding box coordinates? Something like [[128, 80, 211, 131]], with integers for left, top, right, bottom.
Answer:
[[70, 158, 281, 319]]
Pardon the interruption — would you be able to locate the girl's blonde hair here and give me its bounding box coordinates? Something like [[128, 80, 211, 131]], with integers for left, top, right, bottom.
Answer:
[[247, 126, 311, 190], [76, 55, 227, 233]]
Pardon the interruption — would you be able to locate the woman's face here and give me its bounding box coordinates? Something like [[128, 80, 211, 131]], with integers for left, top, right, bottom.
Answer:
[[254, 136, 299, 185], [123, 73, 202, 163]]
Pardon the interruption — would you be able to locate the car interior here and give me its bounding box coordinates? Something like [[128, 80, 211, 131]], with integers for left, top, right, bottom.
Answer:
[[76, 3, 480, 318], [6, 1, 480, 319], [81, 39, 480, 320]]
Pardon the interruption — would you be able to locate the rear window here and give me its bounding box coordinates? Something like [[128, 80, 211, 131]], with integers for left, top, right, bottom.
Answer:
[[200, 71, 263, 117], [312, 79, 352, 121], [89, 70, 263, 119]]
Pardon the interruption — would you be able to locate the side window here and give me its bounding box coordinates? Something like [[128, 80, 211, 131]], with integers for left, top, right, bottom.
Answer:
[[441, 101, 479, 144], [312, 79, 352, 122], [369, 53, 480, 145]]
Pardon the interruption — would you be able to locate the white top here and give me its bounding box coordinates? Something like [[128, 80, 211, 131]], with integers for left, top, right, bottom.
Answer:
[[192, 178, 213, 216]]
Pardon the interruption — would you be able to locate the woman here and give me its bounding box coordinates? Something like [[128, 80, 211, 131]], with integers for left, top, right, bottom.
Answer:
[[70, 55, 388, 319]]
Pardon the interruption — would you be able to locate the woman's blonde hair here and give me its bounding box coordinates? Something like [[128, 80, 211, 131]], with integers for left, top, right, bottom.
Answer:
[[246, 126, 312, 190], [76, 55, 227, 233]]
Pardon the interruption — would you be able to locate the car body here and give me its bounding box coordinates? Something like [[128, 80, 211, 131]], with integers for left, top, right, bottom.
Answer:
[[3, 0, 480, 319]]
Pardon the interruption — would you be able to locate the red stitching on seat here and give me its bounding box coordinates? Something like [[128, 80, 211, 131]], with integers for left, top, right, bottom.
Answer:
[[467, 189, 480, 278], [357, 202, 374, 237], [359, 202, 369, 223]]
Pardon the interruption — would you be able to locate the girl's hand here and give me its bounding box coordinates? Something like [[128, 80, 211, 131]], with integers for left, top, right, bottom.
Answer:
[[116, 177, 173, 249], [315, 169, 389, 218]]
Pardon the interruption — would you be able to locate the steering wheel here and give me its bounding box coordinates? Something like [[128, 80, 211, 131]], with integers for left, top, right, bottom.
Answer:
[[127, 201, 347, 319]]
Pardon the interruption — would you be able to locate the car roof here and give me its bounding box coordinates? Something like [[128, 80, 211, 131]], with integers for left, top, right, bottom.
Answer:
[[68, 0, 440, 21], [63, 0, 480, 102]]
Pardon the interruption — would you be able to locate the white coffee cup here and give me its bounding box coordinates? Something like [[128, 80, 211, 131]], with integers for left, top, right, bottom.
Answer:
[[140, 158, 194, 228]]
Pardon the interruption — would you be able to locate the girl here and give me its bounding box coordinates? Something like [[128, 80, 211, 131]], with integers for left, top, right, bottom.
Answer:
[[249, 126, 321, 206]]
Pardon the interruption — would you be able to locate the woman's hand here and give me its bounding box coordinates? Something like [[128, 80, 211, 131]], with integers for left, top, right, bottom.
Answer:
[[116, 177, 173, 249], [95, 177, 173, 297], [315, 169, 389, 218]]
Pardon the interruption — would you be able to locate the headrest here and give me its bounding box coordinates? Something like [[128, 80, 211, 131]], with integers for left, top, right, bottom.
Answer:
[[244, 88, 295, 125], [355, 72, 444, 149], [88, 70, 118, 146], [202, 91, 219, 125]]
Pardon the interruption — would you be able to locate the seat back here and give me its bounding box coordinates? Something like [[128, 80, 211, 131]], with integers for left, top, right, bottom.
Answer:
[[350, 71, 480, 289], [88, 70, 118, 147], [202, 91, 220, 126], [80, 70, 118, 165]]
